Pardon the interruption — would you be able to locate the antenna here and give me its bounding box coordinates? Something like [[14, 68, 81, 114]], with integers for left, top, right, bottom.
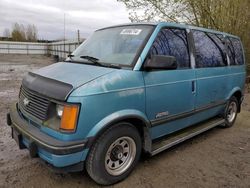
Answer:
[[63, 12, 66, 58], [77, 29, 80, 45]]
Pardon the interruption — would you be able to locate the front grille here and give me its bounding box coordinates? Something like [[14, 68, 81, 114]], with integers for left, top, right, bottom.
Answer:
[[19, 86, 50, 121]]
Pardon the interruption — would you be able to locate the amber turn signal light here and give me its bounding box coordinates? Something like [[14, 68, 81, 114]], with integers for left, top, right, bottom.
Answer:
[[60, 105, 79, 132]]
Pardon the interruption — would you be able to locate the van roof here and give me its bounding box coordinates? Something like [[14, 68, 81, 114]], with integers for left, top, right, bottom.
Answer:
[[98, 22, 239, 39]]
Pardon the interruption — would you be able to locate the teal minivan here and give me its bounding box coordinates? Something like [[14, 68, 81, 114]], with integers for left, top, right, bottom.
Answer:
[[7, 22, 246, 185]]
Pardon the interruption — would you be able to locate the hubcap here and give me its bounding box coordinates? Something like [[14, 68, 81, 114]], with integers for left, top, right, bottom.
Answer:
[[227, 101, 237, 123], [105, 136, 136, 176]]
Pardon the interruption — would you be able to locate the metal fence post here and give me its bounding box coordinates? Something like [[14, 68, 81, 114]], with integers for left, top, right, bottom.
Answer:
[[26, 44, 29, 55]]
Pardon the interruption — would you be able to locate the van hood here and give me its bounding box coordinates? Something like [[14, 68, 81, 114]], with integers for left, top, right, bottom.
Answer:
[[22, 62, 115, 101]]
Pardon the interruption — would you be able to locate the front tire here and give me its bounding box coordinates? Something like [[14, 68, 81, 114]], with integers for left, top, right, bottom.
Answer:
[[222, 96, 239, 128], [86, 122, 141, 185]]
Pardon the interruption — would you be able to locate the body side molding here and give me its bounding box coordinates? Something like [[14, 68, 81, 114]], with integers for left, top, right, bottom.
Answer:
[[151, 100, 226, 127]]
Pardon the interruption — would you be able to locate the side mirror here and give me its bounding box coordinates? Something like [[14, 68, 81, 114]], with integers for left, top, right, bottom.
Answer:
[[144, 55, 177, 70]]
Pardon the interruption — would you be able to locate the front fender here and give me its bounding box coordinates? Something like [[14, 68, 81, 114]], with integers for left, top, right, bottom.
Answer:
[[86, 109, 150, 138]]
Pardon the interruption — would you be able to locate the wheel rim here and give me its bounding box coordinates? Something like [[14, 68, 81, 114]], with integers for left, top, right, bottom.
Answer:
[[227, 101, 237, 123], [105, 136, 136, 176]]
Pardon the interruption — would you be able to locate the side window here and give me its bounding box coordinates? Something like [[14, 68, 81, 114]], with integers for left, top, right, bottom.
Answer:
[[193, 30, 226, 68], [150, 28, 190, 68], [226, 37, 244, 65]]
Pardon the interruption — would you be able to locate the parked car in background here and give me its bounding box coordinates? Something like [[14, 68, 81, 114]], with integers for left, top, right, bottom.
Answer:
[[7, 22, 246, 185]]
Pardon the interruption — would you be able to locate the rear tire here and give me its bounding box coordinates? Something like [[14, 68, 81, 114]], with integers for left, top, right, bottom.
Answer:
[[85, 122, 141, 185], [222, 96, 238, 128]]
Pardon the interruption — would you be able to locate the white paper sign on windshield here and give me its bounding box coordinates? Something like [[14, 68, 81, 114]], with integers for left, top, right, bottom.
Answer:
[[120, 29, 142, 35]]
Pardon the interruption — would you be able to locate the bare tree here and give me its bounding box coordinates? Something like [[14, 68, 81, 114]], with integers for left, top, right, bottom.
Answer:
[[3, 28, 11, 38], [10, 23, 38, 42], [118, 0, 191, 23], [26, 24, 38, 42], [11, 23, 26, 41]]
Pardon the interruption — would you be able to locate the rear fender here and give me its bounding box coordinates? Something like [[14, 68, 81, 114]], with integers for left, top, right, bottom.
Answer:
[[226, 87, 243, 112], [226, 87, 242, 101]]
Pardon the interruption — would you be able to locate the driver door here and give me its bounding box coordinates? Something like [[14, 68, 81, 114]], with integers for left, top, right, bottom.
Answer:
[[143, 28, 196, 139]]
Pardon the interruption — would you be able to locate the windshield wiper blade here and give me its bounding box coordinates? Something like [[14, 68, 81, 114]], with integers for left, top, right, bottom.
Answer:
[[80, 55, 100, 64], [102, 63, 121, 69], [78, 55, 121, 69]]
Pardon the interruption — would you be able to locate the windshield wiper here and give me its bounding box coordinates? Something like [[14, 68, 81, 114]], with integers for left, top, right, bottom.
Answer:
[[80, 55, 121, 69], [101, 63, 121, 69], [80, 55, 100, 63]]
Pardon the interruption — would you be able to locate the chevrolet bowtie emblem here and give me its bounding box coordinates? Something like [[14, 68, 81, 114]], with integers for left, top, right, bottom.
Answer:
[[23, 98, 30, 106]]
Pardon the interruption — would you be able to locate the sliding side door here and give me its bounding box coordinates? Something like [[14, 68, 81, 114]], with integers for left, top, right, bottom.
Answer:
[[191, 30, 230, 124]]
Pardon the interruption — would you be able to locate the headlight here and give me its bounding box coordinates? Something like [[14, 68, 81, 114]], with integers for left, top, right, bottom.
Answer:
[[56, 104, 64, 117], [46, 103, 79, 132]]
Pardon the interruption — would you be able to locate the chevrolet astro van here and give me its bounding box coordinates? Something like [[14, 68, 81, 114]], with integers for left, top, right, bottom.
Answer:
[[7, 22, 246, 185]]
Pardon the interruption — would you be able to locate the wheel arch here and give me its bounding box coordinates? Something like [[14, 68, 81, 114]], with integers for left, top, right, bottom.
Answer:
[[227, 87, 243, 112], [86, 110, 152, 153]]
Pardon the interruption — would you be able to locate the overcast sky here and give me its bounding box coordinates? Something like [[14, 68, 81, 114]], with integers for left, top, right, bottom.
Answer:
[[0, 0, 130, 40]]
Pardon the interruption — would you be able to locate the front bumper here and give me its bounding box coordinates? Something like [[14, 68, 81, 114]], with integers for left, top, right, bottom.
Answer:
[[7, 103, 89, 168]]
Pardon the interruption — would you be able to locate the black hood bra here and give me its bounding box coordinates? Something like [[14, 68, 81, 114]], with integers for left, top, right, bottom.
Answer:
[[22, 72, 73, 101]]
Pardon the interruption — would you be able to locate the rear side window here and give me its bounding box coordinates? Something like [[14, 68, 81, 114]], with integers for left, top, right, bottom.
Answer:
[[150, 28, 190, 68], [226, 37, 244, 65], [193, 30, 226, 68]]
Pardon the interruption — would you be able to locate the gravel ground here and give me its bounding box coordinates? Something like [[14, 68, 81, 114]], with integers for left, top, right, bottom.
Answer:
[[0, 54, 249, 188]]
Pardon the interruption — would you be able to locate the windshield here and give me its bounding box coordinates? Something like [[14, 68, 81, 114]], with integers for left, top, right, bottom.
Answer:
[[70, 25, 153, 68]]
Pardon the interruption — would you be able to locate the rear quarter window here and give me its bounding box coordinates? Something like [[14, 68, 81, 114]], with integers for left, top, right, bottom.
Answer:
[[226, 37, 244, 65]]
